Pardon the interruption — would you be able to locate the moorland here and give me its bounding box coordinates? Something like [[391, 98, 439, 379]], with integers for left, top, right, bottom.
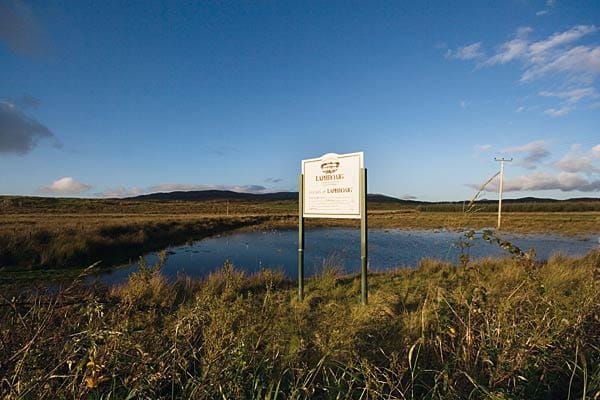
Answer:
[[1, 192, 599, 398]]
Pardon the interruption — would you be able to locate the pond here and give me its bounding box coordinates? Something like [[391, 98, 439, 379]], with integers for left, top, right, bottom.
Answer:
[[94, 228, 600, 285]]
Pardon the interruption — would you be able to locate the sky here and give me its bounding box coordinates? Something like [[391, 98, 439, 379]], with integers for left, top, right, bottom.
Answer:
[[1, 0, 599, 201]]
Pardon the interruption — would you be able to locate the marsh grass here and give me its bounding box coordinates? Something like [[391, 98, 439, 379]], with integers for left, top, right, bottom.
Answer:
[[0, 215, 273, 270], [2, 195, 600, 273], [2, 248, 600, 399]]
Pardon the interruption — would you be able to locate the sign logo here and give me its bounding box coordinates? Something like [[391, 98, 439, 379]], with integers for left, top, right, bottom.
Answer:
[[320, 161, 339, 174]]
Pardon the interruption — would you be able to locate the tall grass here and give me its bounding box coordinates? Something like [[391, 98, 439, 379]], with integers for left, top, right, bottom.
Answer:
[[0, 216, 271, 270], [2, 248, 599, 399]]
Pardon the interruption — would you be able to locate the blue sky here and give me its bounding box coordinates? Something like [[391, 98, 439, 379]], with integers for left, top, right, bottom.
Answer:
[[1, 0, 599, 201]]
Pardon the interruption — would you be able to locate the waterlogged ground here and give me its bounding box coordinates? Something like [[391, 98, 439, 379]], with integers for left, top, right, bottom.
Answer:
[[96, 228, 600, 284]]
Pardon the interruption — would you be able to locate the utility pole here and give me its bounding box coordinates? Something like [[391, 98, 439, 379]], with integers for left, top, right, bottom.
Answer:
[[494, 157, 512, 230]]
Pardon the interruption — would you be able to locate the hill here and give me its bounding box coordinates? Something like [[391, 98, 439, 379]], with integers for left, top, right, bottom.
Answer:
[[130, 190, 413, 204]]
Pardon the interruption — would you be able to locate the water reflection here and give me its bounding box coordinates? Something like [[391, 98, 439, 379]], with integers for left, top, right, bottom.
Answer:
[[96, 228, 598, 285]]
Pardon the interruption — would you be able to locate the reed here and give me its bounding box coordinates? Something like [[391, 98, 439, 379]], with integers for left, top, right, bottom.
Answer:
[[2, 247, 599, 399]]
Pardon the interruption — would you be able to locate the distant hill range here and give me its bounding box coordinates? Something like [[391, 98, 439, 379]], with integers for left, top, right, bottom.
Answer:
[[129, 190, 600, 205], [132, 190, 411, 203]]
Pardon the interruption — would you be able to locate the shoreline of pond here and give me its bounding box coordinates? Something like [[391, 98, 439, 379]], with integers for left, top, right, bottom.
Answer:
[[89, 227, 600, 287], [2, 213, 599, 287]]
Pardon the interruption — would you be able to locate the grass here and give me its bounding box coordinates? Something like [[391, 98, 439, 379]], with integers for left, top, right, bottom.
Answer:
[[2, 196, 599, 272], [0, 214, 278, 271], [1, 245, 599, 399]]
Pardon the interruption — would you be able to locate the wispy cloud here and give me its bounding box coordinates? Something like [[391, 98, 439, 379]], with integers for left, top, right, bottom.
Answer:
[[502, 172, 600, 192], [555, 144, 600, 173], [539, 87, 598, 104], [522, 44, 600, 83], [539, 88, 597, 116], [528, 25, 596, 59], [38, 177, 92, 195], [544, 106, 572, 117], [448, 25, 600, 117], [0, 0, 49, 56], [503, 140, 550, 169], [473, 171, 600, 193], [0, 97, 60, 155], [485, 27, 532, 65], [445, 42, 484, 60], [470, 142, 600, 194], [485, 25, 599, 82]]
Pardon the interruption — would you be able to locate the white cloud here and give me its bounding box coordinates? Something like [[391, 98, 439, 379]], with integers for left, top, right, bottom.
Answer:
[[448, 25, 600, 116], [459, 100, 468, 108], [536, 10, 549, 16], [539, 87, 598, 104], [556, 144, 600, 173], [471, 142, 600, 194], [39, 177, 91, 195], [486, 37, 530, 65], [528, 25, 597, 59], [453, 25, 599, 81], [445, 42, 484, 60], [503, 140, 550, 169], [516, 106, 525, 112], [522, 44, 600, 82], [544, 106, 572, 117], [479, 171, 600, 193]]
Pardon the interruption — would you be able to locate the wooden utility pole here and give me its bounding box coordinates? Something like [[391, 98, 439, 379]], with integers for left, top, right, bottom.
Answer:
[[494, 157, 512, 229]]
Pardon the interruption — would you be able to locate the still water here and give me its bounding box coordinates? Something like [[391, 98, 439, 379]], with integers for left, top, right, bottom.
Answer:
[[95, 228, 599, 285]]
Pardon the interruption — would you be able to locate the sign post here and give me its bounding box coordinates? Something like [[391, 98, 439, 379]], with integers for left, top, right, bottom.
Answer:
[[298, 174, 305, 301], [360, 167, 368, 305], [299, 152, 368, 304]]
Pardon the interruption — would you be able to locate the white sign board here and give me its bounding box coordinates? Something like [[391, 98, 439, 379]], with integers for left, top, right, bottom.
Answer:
[[302, 152, 364, 219]]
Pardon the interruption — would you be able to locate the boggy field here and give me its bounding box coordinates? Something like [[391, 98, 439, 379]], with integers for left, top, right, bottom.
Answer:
[[1, 249, 599, 398], [1, 196, 600, 398], [1, 196, 599, 273]]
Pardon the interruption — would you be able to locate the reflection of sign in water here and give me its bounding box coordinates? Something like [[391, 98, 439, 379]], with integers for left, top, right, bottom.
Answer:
[[302, 152, 363, 219]]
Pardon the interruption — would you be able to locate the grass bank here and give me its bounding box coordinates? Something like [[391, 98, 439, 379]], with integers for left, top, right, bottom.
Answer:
[[2, 247, 599, 399], [2, 196, 599, 271], [0, 214, 282, 271]]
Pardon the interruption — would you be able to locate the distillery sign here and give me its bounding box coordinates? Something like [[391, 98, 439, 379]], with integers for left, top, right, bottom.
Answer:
[[301, 152, 364, 219], [298, 151, 369, 305]]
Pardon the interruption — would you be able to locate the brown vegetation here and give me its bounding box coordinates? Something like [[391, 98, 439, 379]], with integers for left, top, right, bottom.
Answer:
[[1, 196, 599, 271], [1, 248, 599, 398]]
